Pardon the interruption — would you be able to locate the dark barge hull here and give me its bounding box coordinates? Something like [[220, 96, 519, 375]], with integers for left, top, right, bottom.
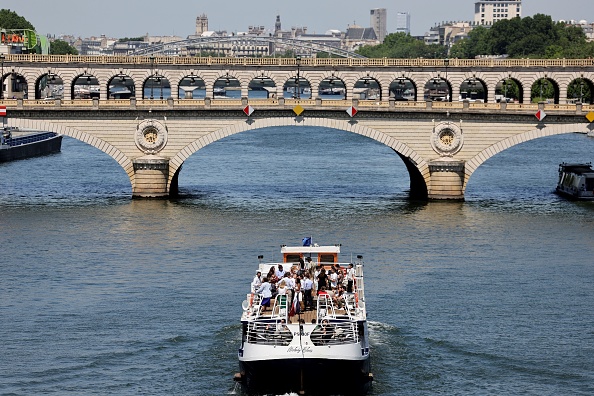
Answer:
[[555, 187, 594, 200], [0, 133, 62, 162], [238, 357, 372, 395]]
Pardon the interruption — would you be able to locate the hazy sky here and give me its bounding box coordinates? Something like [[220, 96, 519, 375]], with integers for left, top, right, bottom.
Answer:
[[5, 0, 594, 38]]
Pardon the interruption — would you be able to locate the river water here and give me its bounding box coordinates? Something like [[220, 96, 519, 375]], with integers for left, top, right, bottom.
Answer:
[[1, 126, 593, 395]]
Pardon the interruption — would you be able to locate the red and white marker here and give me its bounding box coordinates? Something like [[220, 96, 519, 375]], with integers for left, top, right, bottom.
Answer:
[[535, 109, 546, 121], [346, 106, 358, 117], [0, 105, 6, 117], [243, 105, 254, 116]]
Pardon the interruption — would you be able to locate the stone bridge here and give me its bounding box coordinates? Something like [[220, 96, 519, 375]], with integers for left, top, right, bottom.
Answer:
[[1, 55, 594, 200]]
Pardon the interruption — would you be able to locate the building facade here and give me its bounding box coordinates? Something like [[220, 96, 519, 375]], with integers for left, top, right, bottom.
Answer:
[[370, 8, 387, 42], [395, 12, 411, 35], [474, 0, 522, 26], [196, 14, 208, 36]]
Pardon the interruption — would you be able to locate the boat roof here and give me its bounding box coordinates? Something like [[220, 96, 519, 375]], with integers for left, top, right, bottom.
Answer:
[[281, 245, 341, 254], [560, 163, 594, 174]]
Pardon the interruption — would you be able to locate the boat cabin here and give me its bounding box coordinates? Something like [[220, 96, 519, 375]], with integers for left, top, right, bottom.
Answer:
[[280, 244, 340, 269]]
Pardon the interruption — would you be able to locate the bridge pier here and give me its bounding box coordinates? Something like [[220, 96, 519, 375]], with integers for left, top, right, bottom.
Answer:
[[428, 160, 465, 200], [132, 156, 170, 198]]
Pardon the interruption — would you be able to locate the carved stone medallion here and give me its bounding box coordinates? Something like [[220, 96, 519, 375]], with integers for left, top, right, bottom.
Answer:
[[135, 119, 168, 154], [431, 121, 463, 156]]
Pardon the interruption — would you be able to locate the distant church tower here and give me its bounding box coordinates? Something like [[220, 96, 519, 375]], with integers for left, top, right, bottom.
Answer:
[[196, 14, 208, 36], [275, 15, 282, 34]]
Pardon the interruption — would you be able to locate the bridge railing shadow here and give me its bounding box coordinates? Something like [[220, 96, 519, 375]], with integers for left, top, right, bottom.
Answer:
[[2, 99, 594, 115]]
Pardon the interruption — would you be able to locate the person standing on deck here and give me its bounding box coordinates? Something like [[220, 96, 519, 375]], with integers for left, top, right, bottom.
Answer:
[[275, 264, 285, 279], [346, 263, 355, 293], [305, 256, 315, 280], [256, 277, 272, 312], [302, 273, 314, 311], [251, 271, 262, 293]]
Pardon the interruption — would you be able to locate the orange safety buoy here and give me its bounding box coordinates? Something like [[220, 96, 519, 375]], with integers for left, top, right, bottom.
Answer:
[[355, 292, 359, 307], [249, 293, 254, 306]]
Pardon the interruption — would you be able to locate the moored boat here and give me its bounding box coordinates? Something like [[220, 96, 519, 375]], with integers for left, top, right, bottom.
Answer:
[[556, 162, 594, 200], [236, 241, 372, 395], [1, 128, 62, 162]]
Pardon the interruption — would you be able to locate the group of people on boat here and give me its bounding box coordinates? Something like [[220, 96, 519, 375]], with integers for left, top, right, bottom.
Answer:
[[251, 258, 356, 315]]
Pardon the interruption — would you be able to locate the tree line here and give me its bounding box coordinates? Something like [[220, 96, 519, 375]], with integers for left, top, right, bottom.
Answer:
[[357, 14, 594, 59]]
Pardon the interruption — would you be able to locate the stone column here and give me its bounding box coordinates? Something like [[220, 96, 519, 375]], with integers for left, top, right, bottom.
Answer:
[[487, 86, 497, 103], [170, 82, 179, 99], [523, 89, 532, 105], [132, 156, 170, 198], [558, 84, 568, 104], [427, 160, 465, 200], [382, 85, 390, 102]]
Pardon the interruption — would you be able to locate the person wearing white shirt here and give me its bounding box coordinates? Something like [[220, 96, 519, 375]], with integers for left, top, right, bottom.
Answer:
[[302, 273, 314, 311], [275, 264, 286, 279], [346, 263, 355, 293], [329, 269, 338, 290], [251, 271, 262, 293], [257, 277, 273, 312]]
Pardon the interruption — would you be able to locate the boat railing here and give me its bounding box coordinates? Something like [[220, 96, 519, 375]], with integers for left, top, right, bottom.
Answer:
[[316, 293, 337, 320], [310, 320, 360, 346], [246, 321, 292, 346], [271, 294, 289, 320], [1, 132, 58, 147]]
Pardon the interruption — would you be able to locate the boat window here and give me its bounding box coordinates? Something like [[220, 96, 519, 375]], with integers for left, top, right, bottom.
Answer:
[[285, 254, 301, 263], [320, 254, 335, 263]]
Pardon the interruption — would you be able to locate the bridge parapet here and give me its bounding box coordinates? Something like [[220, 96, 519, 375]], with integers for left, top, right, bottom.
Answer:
[[3, 99, 594, 115], [4, 54, 594, 68]]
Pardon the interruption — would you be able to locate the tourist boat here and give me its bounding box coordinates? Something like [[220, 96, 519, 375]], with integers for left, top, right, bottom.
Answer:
[[1, 128, 62, 162], [556, 162, 594, 200], [235, 241, 372, 395]]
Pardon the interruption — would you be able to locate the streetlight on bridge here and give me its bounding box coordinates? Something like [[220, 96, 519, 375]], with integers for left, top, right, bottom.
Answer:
[[149, 55, 155, 100], [444, 58, 450, 102], [295, 55, 301, 100], [0, 53, 4, 100]]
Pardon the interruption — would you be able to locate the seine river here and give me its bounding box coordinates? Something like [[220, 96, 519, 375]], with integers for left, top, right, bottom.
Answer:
[[1, 126, 593, 395]]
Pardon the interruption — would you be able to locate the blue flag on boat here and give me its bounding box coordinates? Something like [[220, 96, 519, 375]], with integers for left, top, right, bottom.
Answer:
[[302, 237, 312, 247]]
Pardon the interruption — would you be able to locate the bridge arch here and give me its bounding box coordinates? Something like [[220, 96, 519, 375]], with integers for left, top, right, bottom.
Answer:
[[464, 123, 593, 192], [319, 75, 346, 99], [107, 71, 136, 99], [71, 72, 100, 99], [168, 118, 430, 199], [353, 73, 382, 101], [4, 67, 29, 99], [4, 118, 133, 187], [179, 74, 206, 99], [390, 73, 417, 101], [566, 75, 593, 104]]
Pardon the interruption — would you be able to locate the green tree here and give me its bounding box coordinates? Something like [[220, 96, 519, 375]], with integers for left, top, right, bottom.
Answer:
[[0, 8, 35, 30], [451, 14, 590, 59], [50, 39, 78, 55], [450, 26, 491, 58], [356, 32, 446, 59]]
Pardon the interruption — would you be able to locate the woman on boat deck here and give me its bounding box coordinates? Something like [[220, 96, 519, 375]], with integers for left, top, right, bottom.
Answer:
[[257, 277, 273, 311], [277, 280, 287, 296], [317, 267, 328, 294]]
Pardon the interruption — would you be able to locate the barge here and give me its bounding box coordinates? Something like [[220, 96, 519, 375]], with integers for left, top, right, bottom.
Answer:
[[1, 129, 62, 162], [556, 162, 594, 200]]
